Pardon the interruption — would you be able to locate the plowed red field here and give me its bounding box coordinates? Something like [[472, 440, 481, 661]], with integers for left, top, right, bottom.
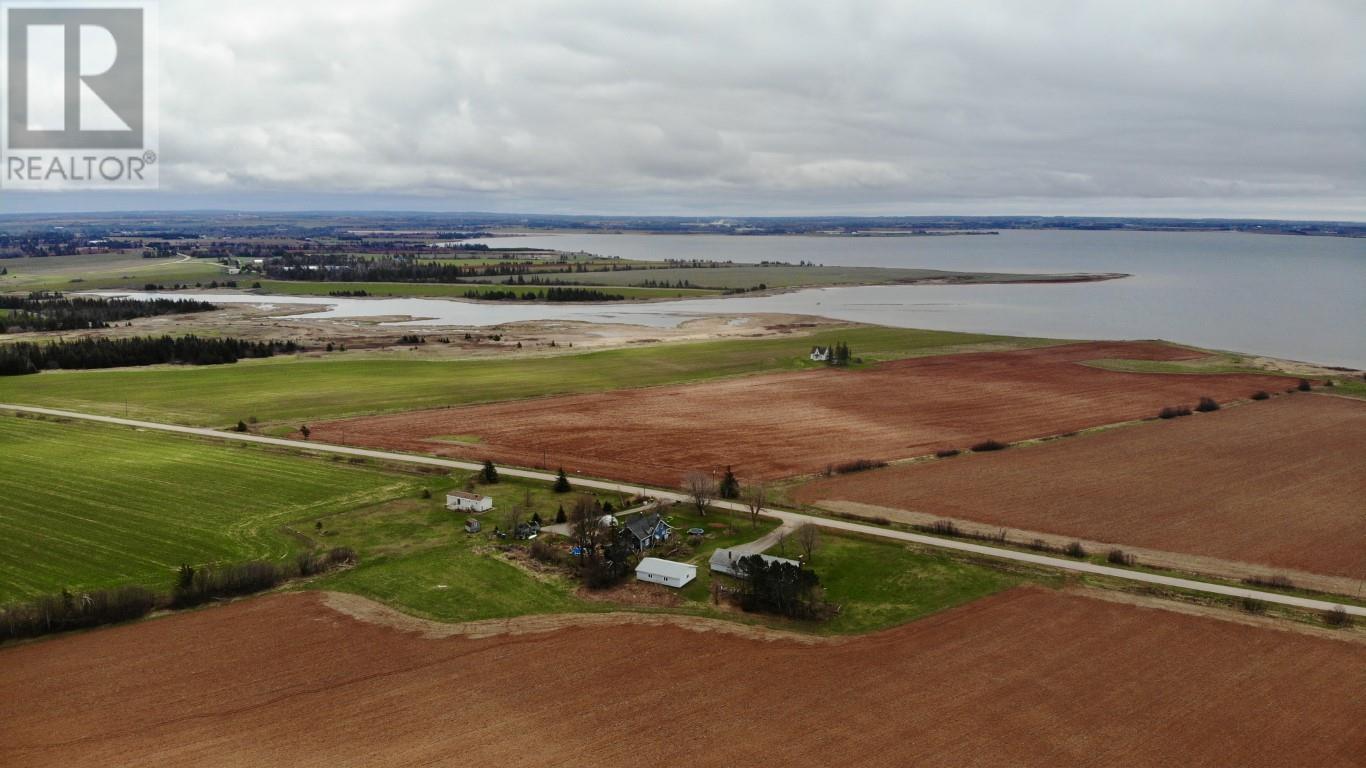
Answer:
[[309, 342, 1290, 485], [795, 394, 1366, 579], [3, 589, 1362, 767]]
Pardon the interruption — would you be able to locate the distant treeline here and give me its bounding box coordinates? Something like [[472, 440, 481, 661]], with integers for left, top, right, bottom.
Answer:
[[0, 292, 216, 333], [468, 287, 627, 302], [262, 253, 539, 282], [261, 253, 724, 284], [0, 334, 297, 376]]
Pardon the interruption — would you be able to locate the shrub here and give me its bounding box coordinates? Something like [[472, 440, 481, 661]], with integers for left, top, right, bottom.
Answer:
[[1250, 390, 1270, 400], [1297, 378, 1312, 392], [172, 560, 285, 608], [1239, 597, 1268, 614], [1194, 396, 1220, 412], [928, 520, 961, 537], [529, 538, 565, 566], [832, 458, 887, 474], [1063, 541, 1087, 559], [971, 439, 1007, 452], [1028, 538, 1050, 552], [1242, 574, 1294, 590], [1106, 548, 1135, 566], [934, 448, 961, 458], [1158, 405, 1192, 419], [0, 586, 157, 642], [1322, 606, 1353, 628]]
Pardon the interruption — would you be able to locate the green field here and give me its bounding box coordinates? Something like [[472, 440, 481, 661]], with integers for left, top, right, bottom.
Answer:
[[251, 278, 722, 300], [0, 252, 225, 292], [0, 413, 422, 602], [0, 326, 1051, 426]]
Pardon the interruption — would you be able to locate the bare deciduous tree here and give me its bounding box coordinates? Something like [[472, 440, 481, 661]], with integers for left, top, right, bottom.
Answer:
[[795, 524, 821, 562], [570, 494, 606, 555], [742, 483, 767, 528], [684, 471, 717, 517], [503, 504, 524, 536]]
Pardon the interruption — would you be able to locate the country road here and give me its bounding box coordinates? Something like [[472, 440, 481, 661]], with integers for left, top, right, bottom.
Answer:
[[5, 402, 1362, 618]]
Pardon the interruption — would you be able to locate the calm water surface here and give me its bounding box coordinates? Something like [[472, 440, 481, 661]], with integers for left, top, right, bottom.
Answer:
[[102, 231, 1366, 367]]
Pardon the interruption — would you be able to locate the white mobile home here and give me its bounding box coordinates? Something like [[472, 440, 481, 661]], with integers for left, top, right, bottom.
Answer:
[[708, 548, 800, 578], [446, 491, 494, 513], [635, 558, 697, 588]]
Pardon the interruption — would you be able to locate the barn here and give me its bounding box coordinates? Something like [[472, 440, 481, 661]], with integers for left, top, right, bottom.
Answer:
[[635, 557, 697, 588]]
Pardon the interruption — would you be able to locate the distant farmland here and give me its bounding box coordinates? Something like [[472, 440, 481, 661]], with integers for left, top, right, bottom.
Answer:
[[310, 342, 1291, 485], [0, 326, 1039, 425], [0, 413, 419, 601]]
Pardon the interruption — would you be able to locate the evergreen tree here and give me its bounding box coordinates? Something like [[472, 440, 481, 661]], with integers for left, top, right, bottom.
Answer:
[[555, 504, 567, 524], [553, 467, 572, 493], [719, 465, 741, 499], [481, 459, 499, 484]]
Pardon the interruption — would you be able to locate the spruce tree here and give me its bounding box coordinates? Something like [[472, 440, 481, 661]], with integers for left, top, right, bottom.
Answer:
[[719, 465, 741, 499], [481, 459, 499, 484], [553, 467, 572, 493]]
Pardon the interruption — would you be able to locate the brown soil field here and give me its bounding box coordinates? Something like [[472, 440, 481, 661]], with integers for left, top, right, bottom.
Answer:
[[309, 341, 1290, 486], [796, 394, 1366, 580], [3, 588, 1362, 767]]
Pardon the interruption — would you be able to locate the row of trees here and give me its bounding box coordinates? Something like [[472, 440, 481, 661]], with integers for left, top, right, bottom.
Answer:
[[0, 292, 215, 333], [468, 287, 627, 302], [0, 335, 297, 376]]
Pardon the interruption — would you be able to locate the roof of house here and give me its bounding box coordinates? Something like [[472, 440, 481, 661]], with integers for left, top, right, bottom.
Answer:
[[709, 548, 800, 571], [636, 557, 697, 580], [624, 513, 664, 540], [446, 491, 490, 502]]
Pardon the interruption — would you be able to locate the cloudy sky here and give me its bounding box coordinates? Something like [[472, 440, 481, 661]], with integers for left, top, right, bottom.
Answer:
[[9, 0, 1365, 218]]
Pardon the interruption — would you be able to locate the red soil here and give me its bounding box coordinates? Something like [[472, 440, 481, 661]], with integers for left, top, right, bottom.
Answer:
[[795, 394, 1366, 579], [2, 589, 1361, 767], [309, 341, 1290, 486]]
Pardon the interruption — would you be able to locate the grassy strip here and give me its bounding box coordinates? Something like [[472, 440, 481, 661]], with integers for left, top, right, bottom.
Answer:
[[459, 264, 1094, 290], [0, 326, 1049, 425]]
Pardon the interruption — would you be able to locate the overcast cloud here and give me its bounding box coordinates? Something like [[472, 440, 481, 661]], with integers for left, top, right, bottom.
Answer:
[[10, 0, 1366, 218]]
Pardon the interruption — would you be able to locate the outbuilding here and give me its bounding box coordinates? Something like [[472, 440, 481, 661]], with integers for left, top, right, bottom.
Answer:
[[708, 548, 800, 578], [635, 557, 697, 589], [446, 491, 494, 513]]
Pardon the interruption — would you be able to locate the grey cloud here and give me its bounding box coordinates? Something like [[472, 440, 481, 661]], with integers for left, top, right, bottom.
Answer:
[[13, 0, 1366, 216]]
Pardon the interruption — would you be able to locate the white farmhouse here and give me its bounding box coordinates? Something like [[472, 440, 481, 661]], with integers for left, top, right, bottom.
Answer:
[[635, 557, 697, 588], [446, 491, 494, 513], [809, 345, 831, 362], [708, 548, 800, 578]]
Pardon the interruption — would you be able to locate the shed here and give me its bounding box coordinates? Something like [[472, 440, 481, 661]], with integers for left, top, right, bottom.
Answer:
[[463, 518, 481, 533], [708, 548, 800, 578], [635, 557, 697, 589], [446, 491, 494, 513]]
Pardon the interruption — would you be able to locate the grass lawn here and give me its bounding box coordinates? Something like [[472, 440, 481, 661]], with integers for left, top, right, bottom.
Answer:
[[251, 279, 723, 300], [0, 412, 423, 603], [754, 533, 1021, 635], [0, 325, 1049, 426], [316, 543, 589, 623]]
